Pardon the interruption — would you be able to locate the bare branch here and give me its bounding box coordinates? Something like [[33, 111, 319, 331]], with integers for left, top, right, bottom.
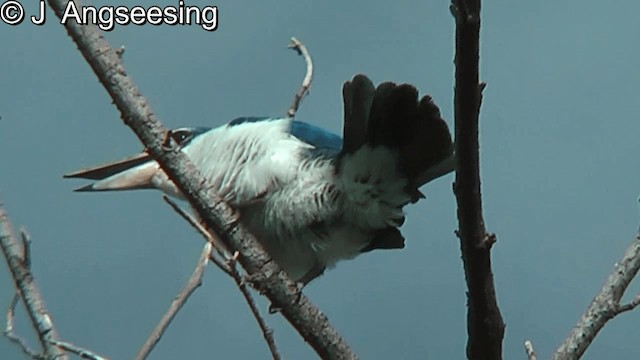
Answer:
[[524, 340, 537, 360], [552, 234, 640, 359], [163, 196, 280, 359], [286, 37, 313, 118], [46, 1, 356, 358], [5, 294, 45, 359], [135, 242, 211, 360], [162, 195, 232, 263], [451, 0, 505, 358], [228, 249, 281, 360], [49, 339, 109, 360], [0, 201, 68, 359], [615, 294, 640, 314], [162, 195, 235, 277]]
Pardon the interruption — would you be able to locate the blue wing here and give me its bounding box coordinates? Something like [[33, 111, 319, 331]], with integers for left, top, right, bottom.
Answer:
[[229, 116, 343, 157], [290, 120, 342, 157]]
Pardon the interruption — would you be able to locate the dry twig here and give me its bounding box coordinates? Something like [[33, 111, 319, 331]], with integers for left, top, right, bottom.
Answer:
[[162, 196, 280, 359], [524, 340, 537, 360], [49, 339, 109, 360], [0, 202, 67, 359], [4, 229, 43, 359], [5, 294, 44, 359], [226, 252, 281, 360], [552, 234, 640, 359], [286, 37, 313, 118], [162, 196, 232, 264], [135, 242, 212, 360]]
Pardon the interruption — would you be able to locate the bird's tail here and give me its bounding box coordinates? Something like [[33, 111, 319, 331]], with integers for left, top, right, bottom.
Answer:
[[340, 74, 454, 200], [338, 74, 454, 250]]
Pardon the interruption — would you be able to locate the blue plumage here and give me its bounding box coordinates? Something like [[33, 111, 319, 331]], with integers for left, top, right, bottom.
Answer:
[[64, 74, 454, 284], [289, 120, 342, 157], [229, 116, 342, 154], [227, 116, 272, 127]]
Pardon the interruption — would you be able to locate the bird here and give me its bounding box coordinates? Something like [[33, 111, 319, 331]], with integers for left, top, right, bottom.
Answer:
[[64, 74, 455, 285]]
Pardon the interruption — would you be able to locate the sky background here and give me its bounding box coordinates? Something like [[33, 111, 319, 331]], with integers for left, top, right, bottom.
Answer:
[[2, 0, 640, 359]]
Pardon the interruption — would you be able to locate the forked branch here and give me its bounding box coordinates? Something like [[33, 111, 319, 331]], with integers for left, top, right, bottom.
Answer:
[[162, 196, 280, 360], [552, 234, 640, 359], [0, 202, 67, 360]]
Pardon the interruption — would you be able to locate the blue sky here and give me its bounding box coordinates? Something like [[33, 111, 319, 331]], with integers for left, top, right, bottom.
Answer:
[[2, 0, 639, 359]]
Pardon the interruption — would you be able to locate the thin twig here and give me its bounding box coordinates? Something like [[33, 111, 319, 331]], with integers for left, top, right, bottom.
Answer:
[[5, 231, 40, 358], [451, 0, 505, 358], [228, 248, 281, 360], [162, 195, 231, 263], [5, 293, 45, 359], [162, 196, 233, 276], [163, 196, 280, 359], [524, 340, 537, 360], [208, 252, 234, 276], [0, 202, 68, 359], [286, 37, 313, 118], [552, 234, 640, 359], [135, 242, 212, 360], [615, 294, 640, 314], [49, 339, 109, 360]]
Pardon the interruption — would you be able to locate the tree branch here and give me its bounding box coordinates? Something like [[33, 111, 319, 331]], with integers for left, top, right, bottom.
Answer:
[[524, 340, 537, 360], [0, 201, 68, 359], [5, 294, 45, 360], [46, 1, 356, 358], [162, 196, 280, 359], [228, 252, 282, 360], [552, 234, 640, 359], [451, 0, 505, 359], [48, 339, 108, 360], [286, 37, 313, 118], [162, 195, 232, 264], [135, 242, 211, 360]]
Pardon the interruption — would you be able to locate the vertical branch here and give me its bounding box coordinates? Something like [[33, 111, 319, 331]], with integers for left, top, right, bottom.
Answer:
[[0, 201, 67, 359], [451, 0, 505, 359]]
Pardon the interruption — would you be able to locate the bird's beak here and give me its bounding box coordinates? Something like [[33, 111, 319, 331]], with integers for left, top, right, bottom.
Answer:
[[64, 152, 159, 192]]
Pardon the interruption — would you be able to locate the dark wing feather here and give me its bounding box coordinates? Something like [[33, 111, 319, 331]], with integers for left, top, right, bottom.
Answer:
[[341, 74, 375, 154]]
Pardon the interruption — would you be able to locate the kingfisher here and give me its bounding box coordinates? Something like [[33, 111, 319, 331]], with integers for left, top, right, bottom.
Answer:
[[65, 74, 454, 284]]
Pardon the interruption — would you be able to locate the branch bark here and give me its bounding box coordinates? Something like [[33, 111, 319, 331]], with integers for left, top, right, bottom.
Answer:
[[524, 340, 537, 360], [451, 0, 505, 359], [46, 1, 356, 359], [162, 196, 280, 359], [552, 234, 640, 359], [0, 201, 67, 359]]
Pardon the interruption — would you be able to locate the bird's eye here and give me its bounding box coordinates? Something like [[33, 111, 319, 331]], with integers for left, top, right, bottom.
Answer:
[[171, 129, 192, 145]]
